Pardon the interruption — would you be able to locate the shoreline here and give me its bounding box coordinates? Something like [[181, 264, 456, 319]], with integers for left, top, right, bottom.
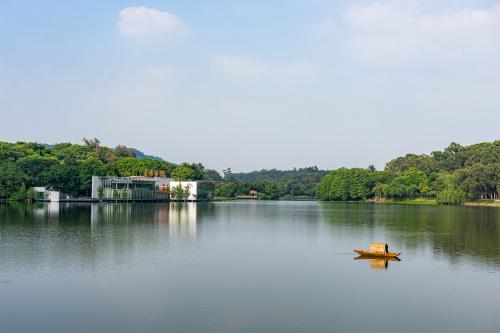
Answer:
[[2, 198, 499, 208]]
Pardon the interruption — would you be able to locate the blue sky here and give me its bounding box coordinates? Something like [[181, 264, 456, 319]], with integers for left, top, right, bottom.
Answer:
[[1, 0, 499, 171]]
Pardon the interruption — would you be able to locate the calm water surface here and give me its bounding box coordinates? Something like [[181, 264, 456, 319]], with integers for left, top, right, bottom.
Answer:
[[0, 201, 499, 333]]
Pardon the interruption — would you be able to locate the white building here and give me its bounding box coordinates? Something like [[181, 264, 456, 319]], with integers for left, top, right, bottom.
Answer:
[[32, 187, 62, 202], [169, 181, 215, 201]]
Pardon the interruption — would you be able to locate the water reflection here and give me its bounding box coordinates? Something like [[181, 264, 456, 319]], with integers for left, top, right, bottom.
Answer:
[[168, 202, 197, 242], [1, 201, 499, 333], [354, 255, 401, 270], [0, 202, 499, 271], [320, 202, 500, 269], [0, 202, 204, 272]]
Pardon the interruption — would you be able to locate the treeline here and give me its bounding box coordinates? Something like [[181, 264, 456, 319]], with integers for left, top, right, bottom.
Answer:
[[215, 167, 327, 199], [0, 139, 219, 200], [317, 141, 499, 205]]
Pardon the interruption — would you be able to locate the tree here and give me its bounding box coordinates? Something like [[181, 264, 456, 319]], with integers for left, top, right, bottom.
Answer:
[[79, 157, 107, 196], [373, 183, 387, 198], [171, 163, 199, 181], [316, 168, 373, 201], [455, 163, 498, 199], [437, 187, 465, 205], [384, 168, 428, 199], [222, 168, 232, 178], [82, 138, 100, 150], [171, 183, 186, 200], [203, 169, 222, 181], [183, 184, 191, 200], [114, 145, 136, 158], [97, 186, 104, 199], [0, 161, 27, 199], [9, 183, 27, 201], [39, 164, 81, 196], [26, 187, 36, 201]]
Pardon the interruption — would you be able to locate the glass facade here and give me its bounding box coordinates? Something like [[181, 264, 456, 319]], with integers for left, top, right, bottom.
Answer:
[[97, 177, 169, 201]]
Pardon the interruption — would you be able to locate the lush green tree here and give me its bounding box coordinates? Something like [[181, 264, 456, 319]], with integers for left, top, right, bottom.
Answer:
[[0, 161, 27, 199], [171, 163, 204, 181], [9, 183, 27, 201], [455, 163, 498, 199], [79, 158, 108, 196], [114, 145, 136, 158], [385, 168, 427, 199], [170, 183, 191, 200], [203, 169, 222, 181], [40, 164, 81, 196], [317, 168, 374, 201], [437, 187, 466, 205]]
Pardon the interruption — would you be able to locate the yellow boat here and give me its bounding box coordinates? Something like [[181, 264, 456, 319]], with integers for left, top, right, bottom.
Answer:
[[353, 250, 401, 258], [353, 243, 401, 258], [354, 255, 400, 261]]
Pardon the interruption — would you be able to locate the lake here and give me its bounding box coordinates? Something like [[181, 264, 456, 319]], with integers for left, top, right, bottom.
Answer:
[[0, 201, 499, 333]]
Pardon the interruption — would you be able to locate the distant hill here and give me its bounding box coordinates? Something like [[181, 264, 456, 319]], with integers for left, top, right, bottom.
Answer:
[[44, 144, 164, 161], [131, 148, 164, 161], [225, 166, 328, 182]]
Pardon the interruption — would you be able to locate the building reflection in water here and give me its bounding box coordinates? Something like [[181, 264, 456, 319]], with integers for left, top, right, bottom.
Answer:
[[168, 202, 197, 243], [33, 202, 61, 219], [89, 202, 199, 244]]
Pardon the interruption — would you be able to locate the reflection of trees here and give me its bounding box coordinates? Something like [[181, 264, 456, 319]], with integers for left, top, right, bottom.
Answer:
[[320, 202, 500, 268], [0, 202, 215, 273], [0, 202, 94, 271], [0, 203, 173, 272]]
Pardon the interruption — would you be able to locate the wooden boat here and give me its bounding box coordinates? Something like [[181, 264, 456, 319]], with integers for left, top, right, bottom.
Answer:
[[353, 250, 401, 258], [354, 255, 400, 262], [353, 242, 401, 258]]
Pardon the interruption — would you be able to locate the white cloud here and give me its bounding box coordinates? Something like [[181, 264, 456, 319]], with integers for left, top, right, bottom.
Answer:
[[212, 55, 316, 81], [118, 6, 187, 40], [345, 1, 500, 59]]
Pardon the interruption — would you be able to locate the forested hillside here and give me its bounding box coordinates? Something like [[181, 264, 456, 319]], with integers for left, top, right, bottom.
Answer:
[[1, 139, 497, 204], [224, 167, 328, 183], [317, 141, 499, 205], [0, 139, 218, 200], [216, 167, 327, 199]]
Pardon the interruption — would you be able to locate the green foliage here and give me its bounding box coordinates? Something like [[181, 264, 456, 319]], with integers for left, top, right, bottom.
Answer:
[[114, 145, 136, 158], [318, 141, 499, 205], [9, 184, 27, 201], [0, 161, 27, 199], [216, 166, 327, 200], [110, 157, 175, 177], [26, 187, 36, 201], [170, 183, 191, 200], [97, 186, 104, 199], [0, 140, 179, 200], [317, 168, 389, 201], [385, 168, 428, 199], [454, 163, 498, 199], [203, 169, 222, 181], [171, 163, 204, 181], [225, 166, 327, 183], [437, 187, 466, 205]]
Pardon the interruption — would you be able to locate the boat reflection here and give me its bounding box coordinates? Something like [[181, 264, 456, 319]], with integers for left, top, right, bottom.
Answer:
[[354, 255, 401, 270]]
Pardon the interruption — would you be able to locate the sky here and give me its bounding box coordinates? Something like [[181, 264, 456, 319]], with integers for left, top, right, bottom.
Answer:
[[0, 0, 499, 172]]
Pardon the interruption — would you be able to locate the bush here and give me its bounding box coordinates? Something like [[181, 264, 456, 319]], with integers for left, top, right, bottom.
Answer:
[[437, 187, 465, 205], [9, 184, 27, 201]]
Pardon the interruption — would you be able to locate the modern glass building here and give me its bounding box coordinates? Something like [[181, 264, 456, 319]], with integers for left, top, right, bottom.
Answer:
[[91, 176, 170, 201]]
